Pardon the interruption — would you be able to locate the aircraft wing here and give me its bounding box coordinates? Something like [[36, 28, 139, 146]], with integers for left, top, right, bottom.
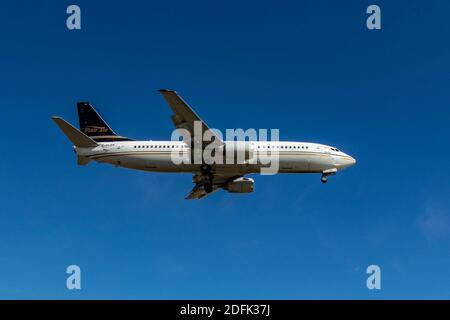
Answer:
[[185, 173, 242, 200], [185, 184, 220, 200], [158, 89, 223, 145]]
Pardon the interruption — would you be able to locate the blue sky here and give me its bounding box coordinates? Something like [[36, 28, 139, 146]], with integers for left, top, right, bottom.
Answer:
[[0, 0, 450, 299]]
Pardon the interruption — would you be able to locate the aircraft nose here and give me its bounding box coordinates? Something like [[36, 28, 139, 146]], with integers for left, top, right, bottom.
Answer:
[[349, 156, 356, 166], [337, 154, 356, 169]]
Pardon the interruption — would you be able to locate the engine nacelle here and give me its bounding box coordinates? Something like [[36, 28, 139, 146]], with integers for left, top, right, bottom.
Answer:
[[225, 177, 255, 193]]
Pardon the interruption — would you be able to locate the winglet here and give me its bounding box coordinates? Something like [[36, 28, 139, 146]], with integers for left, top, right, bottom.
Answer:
[[51, 116, 98, 148]]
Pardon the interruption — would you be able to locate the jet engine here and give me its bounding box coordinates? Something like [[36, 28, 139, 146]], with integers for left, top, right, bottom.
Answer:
[[225, 177, 255, 193]]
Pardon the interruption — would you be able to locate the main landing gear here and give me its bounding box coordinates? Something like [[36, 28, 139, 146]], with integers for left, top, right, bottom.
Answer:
[[321, 175, 328, 184], [201, 164, 214, 193]]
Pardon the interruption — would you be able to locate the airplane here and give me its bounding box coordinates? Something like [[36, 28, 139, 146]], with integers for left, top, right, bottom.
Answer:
[[52, 89, 356, 199]]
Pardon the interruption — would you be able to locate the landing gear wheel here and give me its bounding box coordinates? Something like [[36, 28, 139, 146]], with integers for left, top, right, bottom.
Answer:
[[200, 164, 214, 193], [201, 164, 212, 174], [321, 175, 328, 184], [204, 183, 213, 193]]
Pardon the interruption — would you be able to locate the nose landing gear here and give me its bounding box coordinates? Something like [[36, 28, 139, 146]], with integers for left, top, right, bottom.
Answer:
[[321, 168, 337, 184]]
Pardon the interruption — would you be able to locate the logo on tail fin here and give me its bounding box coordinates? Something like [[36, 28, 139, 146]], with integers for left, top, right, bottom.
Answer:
[[84, 126, 108, 134], [76, 102, 133, 142]]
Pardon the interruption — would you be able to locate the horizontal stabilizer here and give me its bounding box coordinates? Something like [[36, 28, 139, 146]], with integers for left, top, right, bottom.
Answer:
[[52, 116, 98, 148]]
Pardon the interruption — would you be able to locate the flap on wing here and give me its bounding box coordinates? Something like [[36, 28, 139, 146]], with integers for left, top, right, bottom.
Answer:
[[186, 174, 243, 199], [186, 183, 219, 200]]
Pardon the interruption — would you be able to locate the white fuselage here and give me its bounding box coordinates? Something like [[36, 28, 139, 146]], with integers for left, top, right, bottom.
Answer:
[[76, 140, 356, 175]]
